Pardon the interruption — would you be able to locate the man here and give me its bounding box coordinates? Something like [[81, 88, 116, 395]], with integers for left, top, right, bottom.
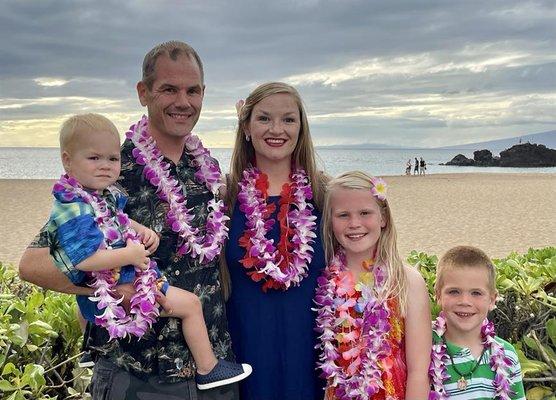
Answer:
[[19, 41, 238, 400]]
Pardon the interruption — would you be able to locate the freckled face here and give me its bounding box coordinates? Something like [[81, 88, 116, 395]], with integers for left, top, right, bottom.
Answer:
[[437, 267, 496, 339], [331, 188, 386, 261], [245, 93, 300, 166], [62, 130, 121, 191]]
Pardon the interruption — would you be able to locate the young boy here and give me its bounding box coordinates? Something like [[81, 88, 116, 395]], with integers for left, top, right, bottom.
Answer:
[[429, 245, 525, 399], [46, 113, 251, 389]]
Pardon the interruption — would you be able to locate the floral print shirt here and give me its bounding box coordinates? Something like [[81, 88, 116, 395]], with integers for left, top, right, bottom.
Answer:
[[32, 138, 234, 383]]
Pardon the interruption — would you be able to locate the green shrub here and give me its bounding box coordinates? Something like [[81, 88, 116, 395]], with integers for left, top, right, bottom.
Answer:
[[1, 247, 554, 398], [409, 247, 556, 399], [0, 262, 90, 400]]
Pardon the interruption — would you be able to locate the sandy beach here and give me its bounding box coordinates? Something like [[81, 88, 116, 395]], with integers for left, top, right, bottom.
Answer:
[[1, 173, 555, 266]]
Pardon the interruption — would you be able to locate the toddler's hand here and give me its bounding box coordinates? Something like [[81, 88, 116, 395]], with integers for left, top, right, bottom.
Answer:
[[125, 239, 150, 270], [139, 227, 160, 254]]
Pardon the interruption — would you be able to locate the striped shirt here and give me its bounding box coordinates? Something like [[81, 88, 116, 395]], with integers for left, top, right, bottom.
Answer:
[[436, 333, 526, 400]]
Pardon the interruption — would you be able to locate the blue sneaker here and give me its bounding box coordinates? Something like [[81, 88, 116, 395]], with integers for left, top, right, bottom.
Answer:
[[195, 359, 252, 390]]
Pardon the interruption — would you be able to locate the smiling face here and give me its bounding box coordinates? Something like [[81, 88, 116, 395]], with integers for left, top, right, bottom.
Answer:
[[62, 129, 121, 191], [137, 54, 204, 141], [330, 187, 386, 265], [245, 93, 300, 168], [436, 266, 497, 342]]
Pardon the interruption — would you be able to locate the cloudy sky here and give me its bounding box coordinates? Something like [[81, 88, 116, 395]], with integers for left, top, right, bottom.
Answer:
[[1, 0, 555, 148]]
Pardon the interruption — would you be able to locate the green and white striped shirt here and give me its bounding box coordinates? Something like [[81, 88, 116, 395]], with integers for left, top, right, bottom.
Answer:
[[435, 333, 526, 400]]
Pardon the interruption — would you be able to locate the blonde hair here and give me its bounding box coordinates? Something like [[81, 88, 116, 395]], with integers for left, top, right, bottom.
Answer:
[[142, 40, 204, 89], [59, 113, 119, 153], [435, 245, 496, 294], [322, 171, 408, 316], [226, 82, 326, 210]]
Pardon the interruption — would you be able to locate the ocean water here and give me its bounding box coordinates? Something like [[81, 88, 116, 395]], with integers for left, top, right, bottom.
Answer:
[[0, 147, 554, 179]]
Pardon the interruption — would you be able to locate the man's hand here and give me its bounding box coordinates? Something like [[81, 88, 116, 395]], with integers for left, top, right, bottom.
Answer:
[[156, 290, 174, 317], [113, 282, 136, 312]]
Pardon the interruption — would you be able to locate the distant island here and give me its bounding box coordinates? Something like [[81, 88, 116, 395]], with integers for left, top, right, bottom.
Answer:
[[443, 143, 556, 168]]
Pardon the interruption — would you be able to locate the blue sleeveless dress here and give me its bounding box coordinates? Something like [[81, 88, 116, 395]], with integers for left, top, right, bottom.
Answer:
[[226, 196, 326, 400]]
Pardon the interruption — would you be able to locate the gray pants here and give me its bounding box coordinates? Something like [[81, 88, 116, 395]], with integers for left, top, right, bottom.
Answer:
[[90, 358, 240, 400]]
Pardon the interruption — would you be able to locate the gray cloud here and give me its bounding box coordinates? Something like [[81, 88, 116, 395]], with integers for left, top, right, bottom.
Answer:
[[1, 0, 555, 147]]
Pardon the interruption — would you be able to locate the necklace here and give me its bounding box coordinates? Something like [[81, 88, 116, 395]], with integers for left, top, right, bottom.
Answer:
[[237, 166, 316, 291], [429, 313, 514, 399], [314, 251, 394, 400], [126, 115, 229, 263], [53, 175, 159, 339], [442, 338, 487, 390]]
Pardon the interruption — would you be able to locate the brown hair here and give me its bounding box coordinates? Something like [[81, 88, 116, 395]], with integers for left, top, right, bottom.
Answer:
[[142, 40, 204, 89], [435, 245, 496, 294], [221, 82, 327, 299], [321, 171, 408, 316], [227, 82, 326, 210]]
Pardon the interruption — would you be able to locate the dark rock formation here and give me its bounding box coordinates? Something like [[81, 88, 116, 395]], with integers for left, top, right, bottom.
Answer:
[[473, 149, 498, 166], [445, 154, 474, 166], [444, 143, 556, 167], [499, 143, 556, 167]]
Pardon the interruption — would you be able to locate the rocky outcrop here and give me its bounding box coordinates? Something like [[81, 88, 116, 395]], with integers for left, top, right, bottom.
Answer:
[[499, 143, 556, 167], [445, 154, 475, 166], [444, 143, 556, 167]]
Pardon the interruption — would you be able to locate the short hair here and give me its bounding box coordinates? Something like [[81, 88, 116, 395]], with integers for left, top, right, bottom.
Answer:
[[142, 40, 204, 89], [435, 245, 496, 293], [59, 113, 119, 152]]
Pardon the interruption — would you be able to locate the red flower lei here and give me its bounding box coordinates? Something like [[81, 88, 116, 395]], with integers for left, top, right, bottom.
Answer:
[[237, 166, 317, 291]]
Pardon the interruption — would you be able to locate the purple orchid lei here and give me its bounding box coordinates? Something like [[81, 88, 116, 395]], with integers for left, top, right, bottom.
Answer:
[[429, 312, 514, 400], [126, 116, 229, 263], [53, 175, 159, 340], [237, 166, 317, 288], [314, 251, 392, 400]]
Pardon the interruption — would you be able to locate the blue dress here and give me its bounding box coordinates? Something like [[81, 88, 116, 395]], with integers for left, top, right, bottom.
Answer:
[[226, 196, 326, 400]]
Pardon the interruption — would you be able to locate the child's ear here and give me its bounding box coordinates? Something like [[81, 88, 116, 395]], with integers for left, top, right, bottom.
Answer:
[[488, 290, 498, 311], [61, 151, 71, 171], [380, 210, 387, 228]]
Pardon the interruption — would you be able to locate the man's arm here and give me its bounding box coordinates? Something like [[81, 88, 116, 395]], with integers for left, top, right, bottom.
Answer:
[[19, 247, 93, 296]]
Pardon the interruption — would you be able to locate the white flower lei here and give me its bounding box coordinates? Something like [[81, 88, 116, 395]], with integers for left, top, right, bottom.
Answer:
[[429, 313, 514, 400], [126, 115, 229, 263]]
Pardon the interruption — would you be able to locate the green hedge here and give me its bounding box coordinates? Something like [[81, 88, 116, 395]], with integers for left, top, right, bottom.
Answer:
[[1, 247, 555, 399], [0, 263, 90, 400]]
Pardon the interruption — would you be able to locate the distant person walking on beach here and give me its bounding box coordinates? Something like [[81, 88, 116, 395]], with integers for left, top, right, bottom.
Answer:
[[414, 157, 419, 175], [405, 159, 412, 175], [419, 157, 426, 175]]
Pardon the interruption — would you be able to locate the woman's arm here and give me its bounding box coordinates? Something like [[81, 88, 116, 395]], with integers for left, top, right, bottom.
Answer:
[[404, 266, 432, 399], [19, 247, 93, 296]]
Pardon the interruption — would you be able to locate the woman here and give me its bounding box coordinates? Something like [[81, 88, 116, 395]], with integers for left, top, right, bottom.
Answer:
[[224, 82, 327, 400]]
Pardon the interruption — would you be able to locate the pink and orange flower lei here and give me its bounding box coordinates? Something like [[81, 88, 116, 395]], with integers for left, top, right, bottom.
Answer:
[[126, 115, 229, 263], [429, 312, 514, 400], [314, 251, 395, 400], [53, 175, 159, 340], [237, 166, 317, 291]]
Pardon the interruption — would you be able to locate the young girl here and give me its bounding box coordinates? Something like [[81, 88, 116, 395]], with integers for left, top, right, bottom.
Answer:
[[48, 113, 251, 389], [315, 171, 431, 399]]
